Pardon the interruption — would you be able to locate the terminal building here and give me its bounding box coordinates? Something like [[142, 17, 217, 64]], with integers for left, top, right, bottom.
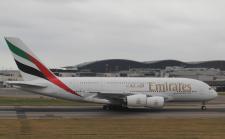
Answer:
[[1, 59, 225, 91], [0, 70, 23, 88]]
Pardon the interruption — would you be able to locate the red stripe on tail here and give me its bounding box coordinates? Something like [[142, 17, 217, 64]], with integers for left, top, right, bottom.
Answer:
[[27, 54, 81, 97]]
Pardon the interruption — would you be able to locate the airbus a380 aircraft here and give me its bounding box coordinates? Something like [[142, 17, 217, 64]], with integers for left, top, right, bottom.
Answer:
[[4, 37, 217, 110]]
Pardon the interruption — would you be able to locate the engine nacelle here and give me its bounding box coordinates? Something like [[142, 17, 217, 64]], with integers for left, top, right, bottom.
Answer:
[[127, 94, 147, 107], [126, 94, 164, 109], [146, 96, 164, 109]]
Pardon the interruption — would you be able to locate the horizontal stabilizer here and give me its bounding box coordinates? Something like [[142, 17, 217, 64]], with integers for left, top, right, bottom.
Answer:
[[6, 81, 47, 88]]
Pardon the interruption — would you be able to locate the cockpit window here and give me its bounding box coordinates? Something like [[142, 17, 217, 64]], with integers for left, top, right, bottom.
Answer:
[[209, 87, 212, 90]]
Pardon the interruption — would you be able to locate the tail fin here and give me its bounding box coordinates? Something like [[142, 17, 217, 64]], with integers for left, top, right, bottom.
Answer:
[[5, 37, 46, 81], [5, 37, 80, 96]]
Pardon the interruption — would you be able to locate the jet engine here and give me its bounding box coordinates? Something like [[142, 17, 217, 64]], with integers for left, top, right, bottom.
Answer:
[[126, 94, 164, 109]]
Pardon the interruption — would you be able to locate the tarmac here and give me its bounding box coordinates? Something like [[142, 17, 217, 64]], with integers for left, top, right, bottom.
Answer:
[[0, 88, 225, 119]]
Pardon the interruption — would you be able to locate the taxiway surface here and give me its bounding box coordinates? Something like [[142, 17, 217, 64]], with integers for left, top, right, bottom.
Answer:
[[0, 104, 224, 119], [0, 88, 225, 119]]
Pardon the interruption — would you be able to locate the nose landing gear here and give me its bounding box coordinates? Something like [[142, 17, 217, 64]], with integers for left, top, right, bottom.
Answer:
[[201, 105, 206, 110], [201, 101, 206, 110]]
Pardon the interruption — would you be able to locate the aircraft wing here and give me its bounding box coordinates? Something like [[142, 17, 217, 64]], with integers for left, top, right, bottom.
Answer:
[[88, 91, 132, 104], [89, 91, 171, 103], [96, 92, 130, 99], [6, 81, 47, 88]]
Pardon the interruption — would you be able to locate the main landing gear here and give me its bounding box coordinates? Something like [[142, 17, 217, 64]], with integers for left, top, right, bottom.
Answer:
[[102, 105, 127, 110], [201, 101, 207, 110], [103, 105, 111, 110]]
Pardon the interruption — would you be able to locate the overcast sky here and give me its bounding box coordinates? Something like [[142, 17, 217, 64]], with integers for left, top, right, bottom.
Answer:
[[1, 0, 225, 69]]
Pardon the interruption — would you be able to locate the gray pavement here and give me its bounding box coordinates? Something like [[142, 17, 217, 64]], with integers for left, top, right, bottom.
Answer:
[[0, 104, 225, 119], [0, 88, 225, 119]]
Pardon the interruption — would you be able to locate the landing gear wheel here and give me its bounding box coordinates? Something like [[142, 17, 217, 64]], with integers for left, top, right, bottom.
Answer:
[[103, 105, 109, 110], [201, 106, 206, 110], [103, 105, 124, 110], [201, 101, 207, 110]]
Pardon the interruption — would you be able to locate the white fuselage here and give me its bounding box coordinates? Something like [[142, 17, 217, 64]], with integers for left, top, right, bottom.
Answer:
[[22, 77, 218, 105], [4, 37, 218, 109]]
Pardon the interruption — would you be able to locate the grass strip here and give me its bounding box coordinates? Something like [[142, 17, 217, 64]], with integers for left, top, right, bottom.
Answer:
[[0, 118, 225, 139]]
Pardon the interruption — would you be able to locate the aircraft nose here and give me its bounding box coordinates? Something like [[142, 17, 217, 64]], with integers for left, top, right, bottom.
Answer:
[[211, 90, 218, 98]]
